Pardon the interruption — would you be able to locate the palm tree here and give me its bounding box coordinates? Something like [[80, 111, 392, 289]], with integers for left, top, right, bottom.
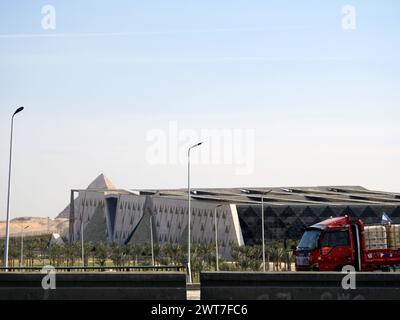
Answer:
[[109, 242, 125, 266], [83, 242, 94, 266], [153, 244, 161, 265], [230, 244, 263, 271], [49, 244, 64, 266], [88, 242, 97, 266], [9, 240, 19, 267], [35, 235, 50, 265], [64, 242, 80, 266], [161, 244, 175, 265], [94, 242, 108, 267], [230, 244, 250, 270], [190, 243, 216, 279], [268, 242, 286, 271], [160, 243, 184, 266], [24, 241, 35, 267], [127, 243, 142, 266], [0, 241, 4, 266]]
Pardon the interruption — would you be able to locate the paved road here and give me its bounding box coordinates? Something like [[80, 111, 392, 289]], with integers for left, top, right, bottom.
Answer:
[[187, 284, 200, 300], [187, 289, 200, 300]]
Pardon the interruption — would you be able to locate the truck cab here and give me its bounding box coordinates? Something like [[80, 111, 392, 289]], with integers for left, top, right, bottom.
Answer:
[[294, 216, 360, 271]]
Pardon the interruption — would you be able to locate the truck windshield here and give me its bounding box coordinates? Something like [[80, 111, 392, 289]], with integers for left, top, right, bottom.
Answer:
[[298, 229, 321, 250]]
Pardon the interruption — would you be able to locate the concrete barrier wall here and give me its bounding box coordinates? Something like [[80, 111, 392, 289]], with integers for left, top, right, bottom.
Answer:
[[201, 272, 400, 300], [0, 272, 186, 300]]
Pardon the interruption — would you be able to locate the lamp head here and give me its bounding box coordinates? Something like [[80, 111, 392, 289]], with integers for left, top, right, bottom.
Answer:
[[13, 107, 24, 116], [190, 142, 203, 150]]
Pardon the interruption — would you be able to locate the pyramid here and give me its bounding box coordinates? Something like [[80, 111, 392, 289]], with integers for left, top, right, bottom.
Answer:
[[56, 174, 116, 219], [87, 173, 116, 190]]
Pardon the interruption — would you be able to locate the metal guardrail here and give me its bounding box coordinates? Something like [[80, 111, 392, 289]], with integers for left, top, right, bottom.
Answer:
[[200, 272, 400, 300], [0, 265, 186, 272], [0, 272, 187, 300]]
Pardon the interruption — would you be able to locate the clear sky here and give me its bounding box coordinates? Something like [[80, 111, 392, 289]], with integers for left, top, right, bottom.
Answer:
[[0, 1, 399, 218]]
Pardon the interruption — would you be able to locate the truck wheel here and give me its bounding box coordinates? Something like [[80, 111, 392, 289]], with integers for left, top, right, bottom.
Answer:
[[311, 265, 319, 271]]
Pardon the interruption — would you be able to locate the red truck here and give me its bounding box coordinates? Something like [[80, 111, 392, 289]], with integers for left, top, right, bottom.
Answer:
[[294, 216, 400, 271]]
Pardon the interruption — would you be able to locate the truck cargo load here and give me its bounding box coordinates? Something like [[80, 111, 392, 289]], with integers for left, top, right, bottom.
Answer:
[[364, 225, 387, 250], [387, 225, 400, 249]]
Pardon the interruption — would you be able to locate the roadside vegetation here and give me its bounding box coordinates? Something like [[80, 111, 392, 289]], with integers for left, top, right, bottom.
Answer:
[[0, 235, 295, 280]]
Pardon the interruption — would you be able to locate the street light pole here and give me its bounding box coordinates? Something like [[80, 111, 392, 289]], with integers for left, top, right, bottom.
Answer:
[[80, 192, 88, 268], [261, 193, 266, 272], [4, 106, 24, 270], [150, 215, 155, 266], [81, 220, 85, 267], [214, 204, 223, 272], [20, 225, 29, 267], [187, 142, 203, 284]]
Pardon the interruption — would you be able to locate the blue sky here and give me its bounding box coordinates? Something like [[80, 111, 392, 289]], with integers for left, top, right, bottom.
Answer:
[[0, 1, 399, 218]]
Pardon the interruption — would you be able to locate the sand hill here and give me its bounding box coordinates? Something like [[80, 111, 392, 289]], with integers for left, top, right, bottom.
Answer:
[[0, 173, 115, 238], [0, 217, 68, 238]]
